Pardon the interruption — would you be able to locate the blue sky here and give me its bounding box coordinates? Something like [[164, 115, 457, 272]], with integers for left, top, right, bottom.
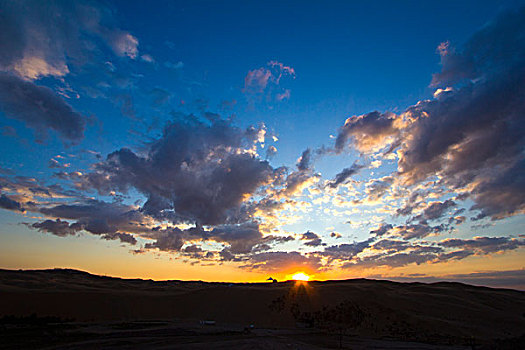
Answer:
[[0, 0, 524, 286]]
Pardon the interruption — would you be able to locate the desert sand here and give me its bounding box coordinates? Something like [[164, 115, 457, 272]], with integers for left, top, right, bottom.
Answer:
[[0, 269, 524, 349]]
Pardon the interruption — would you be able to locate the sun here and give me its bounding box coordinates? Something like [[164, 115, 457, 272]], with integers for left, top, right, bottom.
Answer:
[[291, 272, 311, 281]]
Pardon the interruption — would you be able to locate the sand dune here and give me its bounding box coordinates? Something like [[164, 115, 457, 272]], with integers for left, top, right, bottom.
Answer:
[[0, 269, 524, 349]]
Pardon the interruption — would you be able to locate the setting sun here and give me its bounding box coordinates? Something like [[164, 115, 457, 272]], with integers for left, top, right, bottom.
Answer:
[[291, 272, 311, 281]]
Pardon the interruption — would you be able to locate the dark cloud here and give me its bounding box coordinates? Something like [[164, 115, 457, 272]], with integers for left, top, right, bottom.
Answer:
[[431, 7, 525, 87], [300, 231, 323, 247], [364, 176, 393, 201], [371, 239, 409, 252], [327, 162, 363, 189], [370, 223, 393, 237], [0, 194, 25, 212], [111, 213, 271, 257], [144, 228, 185, 252], [470, 158, 525, 220], [322, 238, 374, 262], [37, 199, 144, 244], [439, 236, 524, 254], [0, 73, 85, 142], [411, 199, 457, 223], [330, 232, 342, 239], [30, 218, 82, 237], [207, 222, 264, 254], [102, 232, 137, 245], [183, 245, 203, 253], [79, 117, 273, 226], [423, 200, 456, 220], [296, 149, 312, 171], [369, 222, 447, 240], [352, 249, 439, 269], [335, 111, 399, 153], [392, 223, 447, 240]]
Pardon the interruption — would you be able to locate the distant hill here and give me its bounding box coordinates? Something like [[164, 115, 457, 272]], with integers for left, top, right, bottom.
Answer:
[[1, 268, 524, 347]]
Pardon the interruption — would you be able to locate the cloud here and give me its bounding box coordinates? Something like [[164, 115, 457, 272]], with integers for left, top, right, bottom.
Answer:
[[276, 89, 291, 101], [420, 199, 456, 221], [102, 232, 137, 245], [0, 0, 141, 144], [330, 232, 342, 239], [12, 57, 69, 82], [30, 219, 82, 237], [0, 194, 25, 212], [244, 67, 272, 93], [243, 61, 295, 101], [301, 231, 323, 247], [136, 210, 292, 258], [333, 6, 525, 221], [370, 239, 409, 252], [265, 145, 277, 159], [391, 223, 447, 240], [77, 116, 273, 226], [0, 0, 139, 81], [370, 223, 393, 237], [36, 199, 145, 244], [48, 159, 69, 169], [340, 235, 524, 270], [335, 111, 400, 154], [242, 251, 320, 272], [327, 162, 364, 189], [296, 148, 312, 171], [364, 176, 394, 202], [109, 32, 139, 59], [267, 61, 295, 80], [0, 174, 78, 205], [144, 228, 185, 252], [439, 236, 524, 255], [431, 7, 525, 87], [0, 73, 86, 142], [322, 238, 374, 262], [207, 222, 264, 254]]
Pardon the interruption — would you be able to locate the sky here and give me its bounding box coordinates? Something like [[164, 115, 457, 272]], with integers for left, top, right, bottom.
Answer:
[[0, 0, 524, 288]]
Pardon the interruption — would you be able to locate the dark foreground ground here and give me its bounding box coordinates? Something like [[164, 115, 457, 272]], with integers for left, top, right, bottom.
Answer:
[[1, 318, 482, 350], [0, 269, 524, 349]]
